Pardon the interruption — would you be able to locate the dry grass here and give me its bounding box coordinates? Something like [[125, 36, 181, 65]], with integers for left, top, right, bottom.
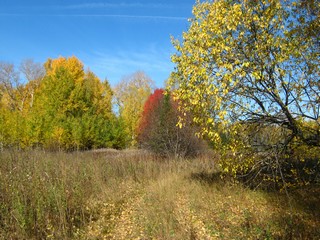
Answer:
[[0, 149, 319, 239]]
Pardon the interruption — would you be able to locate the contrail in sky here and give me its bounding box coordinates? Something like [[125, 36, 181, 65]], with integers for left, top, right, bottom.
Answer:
[[0, 13, 187, 21], [63, 3, 173, 9]]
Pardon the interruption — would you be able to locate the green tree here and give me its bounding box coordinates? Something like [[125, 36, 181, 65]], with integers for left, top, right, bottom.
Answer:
[[114, 71, 154, 147], [26, 56, 118, 150], [169, 0, 319, 185], [0, 57, 126, 150], [0, 61, 41, 148]]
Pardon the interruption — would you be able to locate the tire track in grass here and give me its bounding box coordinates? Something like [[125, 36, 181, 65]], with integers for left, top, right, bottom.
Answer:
[[109, 192, 146, 240], [81, 184, 145, 240], [174, 194, 217, 240]]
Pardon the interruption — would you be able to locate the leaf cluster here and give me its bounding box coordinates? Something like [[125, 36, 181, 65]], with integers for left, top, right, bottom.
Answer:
[[169, 0, 320, 187], [0, 57, 126, 150], [138, 89, 205, 158]]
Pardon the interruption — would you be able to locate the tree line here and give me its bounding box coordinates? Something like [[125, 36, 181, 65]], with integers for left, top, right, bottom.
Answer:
[[0, 56, 199, 155], [0, 57, 153, 150], [1, 0, 319, 189]]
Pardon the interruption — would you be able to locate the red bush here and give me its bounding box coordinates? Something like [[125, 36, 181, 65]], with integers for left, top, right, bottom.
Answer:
[[138, 89, 205, 158], [138, 88, 164, 137]]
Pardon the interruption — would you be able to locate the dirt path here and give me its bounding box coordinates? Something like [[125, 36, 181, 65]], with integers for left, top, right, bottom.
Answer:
[[80, 176, 217, 240], [82, 185, 146, 239]]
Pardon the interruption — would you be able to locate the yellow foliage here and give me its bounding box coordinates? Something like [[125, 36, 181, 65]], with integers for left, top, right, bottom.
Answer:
[[168, 0, 319, 181], [114, 71, 154, 147], [44, 56, 85, 83]]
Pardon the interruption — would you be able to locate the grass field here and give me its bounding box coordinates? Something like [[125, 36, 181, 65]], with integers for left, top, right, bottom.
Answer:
[[0, 149, 319, 239]]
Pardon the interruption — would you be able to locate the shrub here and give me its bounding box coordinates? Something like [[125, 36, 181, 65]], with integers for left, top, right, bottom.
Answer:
[[138, 89, 205, 158]]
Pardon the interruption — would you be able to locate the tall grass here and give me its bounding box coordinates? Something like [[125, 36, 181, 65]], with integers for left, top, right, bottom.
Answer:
[[0, 149, 319, 239], [0, 150, 102, 239]]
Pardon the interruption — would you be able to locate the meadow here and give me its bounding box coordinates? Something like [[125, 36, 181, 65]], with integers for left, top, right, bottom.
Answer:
[[0, 149, 319, 239]]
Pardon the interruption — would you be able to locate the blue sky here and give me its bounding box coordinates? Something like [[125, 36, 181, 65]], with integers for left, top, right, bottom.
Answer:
[[0, 0, 196, 87]]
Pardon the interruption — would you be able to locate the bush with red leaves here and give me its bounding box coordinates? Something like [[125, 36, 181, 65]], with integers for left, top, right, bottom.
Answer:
[[138, 89, 204, 158]]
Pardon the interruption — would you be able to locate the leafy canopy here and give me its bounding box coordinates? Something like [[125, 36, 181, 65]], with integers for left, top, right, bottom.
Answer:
[[114, 71, 154, 147], [169, 0, 319, 179], [170, 0, 319, 147], [0, 56, 124, 150], [138, 89, 204, 158]]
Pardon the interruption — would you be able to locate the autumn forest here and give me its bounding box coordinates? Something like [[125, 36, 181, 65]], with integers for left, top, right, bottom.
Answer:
[[0, 0, 319, 239]]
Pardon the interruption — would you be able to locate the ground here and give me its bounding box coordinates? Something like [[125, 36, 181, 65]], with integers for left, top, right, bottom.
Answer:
[[1, 149, 319, 239]]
